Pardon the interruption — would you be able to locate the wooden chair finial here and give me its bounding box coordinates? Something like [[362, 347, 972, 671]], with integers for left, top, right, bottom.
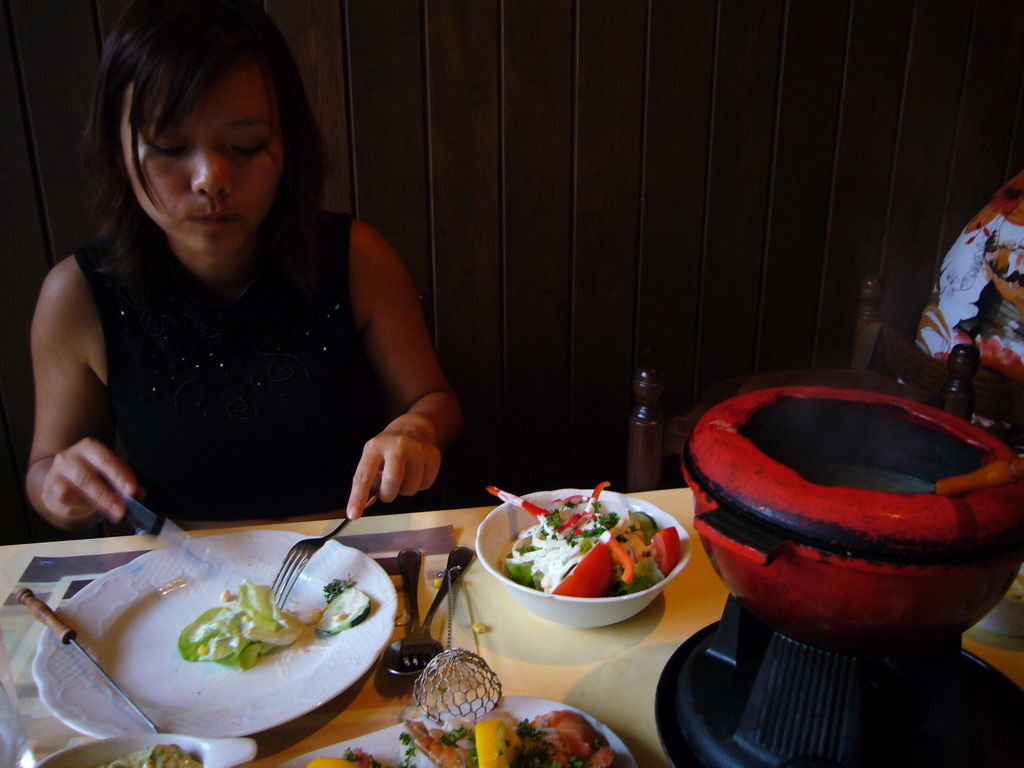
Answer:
[[943, 343, 980, 421], [628, 365, 666, 492], [855, 275, 882, 347]]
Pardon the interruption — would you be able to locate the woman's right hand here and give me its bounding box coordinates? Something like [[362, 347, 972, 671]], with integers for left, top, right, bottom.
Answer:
[[33, 438, 140, 528], [27, 256, 134, 531]]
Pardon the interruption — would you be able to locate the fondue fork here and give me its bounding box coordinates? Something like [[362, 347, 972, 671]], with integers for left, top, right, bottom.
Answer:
[[934, 456, 1024, 496]]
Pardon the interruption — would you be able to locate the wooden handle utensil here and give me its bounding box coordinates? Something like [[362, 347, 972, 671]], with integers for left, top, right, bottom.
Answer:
[[17, 588, 76, 644], [934, 456, 1024, 496], [17, 588, 160, 732]]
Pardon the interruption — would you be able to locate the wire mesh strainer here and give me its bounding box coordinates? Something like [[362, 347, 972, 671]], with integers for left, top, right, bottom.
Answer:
[[412, 563, 502, 722]]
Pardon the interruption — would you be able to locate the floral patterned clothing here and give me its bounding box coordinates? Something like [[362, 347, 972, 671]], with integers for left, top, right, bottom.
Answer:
[[918, 169, 1024, 387]]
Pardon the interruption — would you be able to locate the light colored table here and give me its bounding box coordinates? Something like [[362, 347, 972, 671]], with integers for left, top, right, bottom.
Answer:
[[1, 488, 1021, 767]]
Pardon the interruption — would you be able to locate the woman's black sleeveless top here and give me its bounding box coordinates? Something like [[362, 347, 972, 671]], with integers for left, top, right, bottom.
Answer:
[[74, 212, 386, 520]]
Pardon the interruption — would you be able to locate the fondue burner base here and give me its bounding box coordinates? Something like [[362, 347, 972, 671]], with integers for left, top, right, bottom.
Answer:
[[655, 599, 1024, 768]]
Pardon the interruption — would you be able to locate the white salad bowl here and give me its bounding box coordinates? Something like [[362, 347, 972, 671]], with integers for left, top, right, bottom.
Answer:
[[476, 488, 691, 628], [36, 734, 256, 768]]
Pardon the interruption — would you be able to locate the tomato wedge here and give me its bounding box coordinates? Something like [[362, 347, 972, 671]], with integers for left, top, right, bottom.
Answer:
[[553, 542, 614, 597], [651, 527, 681, 575]]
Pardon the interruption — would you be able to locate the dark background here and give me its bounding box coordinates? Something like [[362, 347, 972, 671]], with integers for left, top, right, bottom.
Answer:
[[3, 0, 1023, 545]]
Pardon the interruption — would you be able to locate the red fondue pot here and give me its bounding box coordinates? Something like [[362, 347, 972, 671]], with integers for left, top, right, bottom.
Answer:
[[682, 386, 1024, 655]]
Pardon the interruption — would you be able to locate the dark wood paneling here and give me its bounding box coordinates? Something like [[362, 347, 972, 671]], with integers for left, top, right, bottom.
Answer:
[[425, 0, 504, 506], [696, 0, 784, 392], [0, 398, 31, 545], [635, 0, 715, 416], [8, 0, 99, 261], [1006, 77, 1024, 177], [96, 0, 133, 38], [758, 0, 848, 373], [816, 0, 914, 368], [2, 0, 1022, 542], [345, 0, 432, 294], [880, 0, 974, 338], [939, 0, 1024, 261], [501, 0, 574, 492], [569, 0, 647, 485], [2, 1, 92, 544], [267, 0, 352, 214]]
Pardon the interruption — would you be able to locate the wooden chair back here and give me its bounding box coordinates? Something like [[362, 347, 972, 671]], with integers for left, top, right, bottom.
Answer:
[[854, 275, 1024, 430], [628, 275, 1022, 492]]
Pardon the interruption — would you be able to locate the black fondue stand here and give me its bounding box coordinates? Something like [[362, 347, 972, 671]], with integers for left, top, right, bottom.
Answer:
[[655, 597, 1023, 767], [658, 388, 1024, 768]]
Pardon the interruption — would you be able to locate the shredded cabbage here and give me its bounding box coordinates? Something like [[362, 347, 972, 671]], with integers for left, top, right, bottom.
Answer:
[[178, 580, 303, 669]]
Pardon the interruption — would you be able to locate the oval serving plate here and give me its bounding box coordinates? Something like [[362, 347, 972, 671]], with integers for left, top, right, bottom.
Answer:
[[33, 529, 397, 737], [279, 695, 638, 768]]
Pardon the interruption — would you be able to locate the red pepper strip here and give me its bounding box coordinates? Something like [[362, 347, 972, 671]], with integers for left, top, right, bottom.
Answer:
[[583, 480, 611, 514], [606, 536, 635, 583], [486, 485, 549, 517], [557, 512, 584, 533]]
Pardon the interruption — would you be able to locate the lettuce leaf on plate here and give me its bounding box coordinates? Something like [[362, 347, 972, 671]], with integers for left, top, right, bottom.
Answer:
[[178, 580, 303, 669]]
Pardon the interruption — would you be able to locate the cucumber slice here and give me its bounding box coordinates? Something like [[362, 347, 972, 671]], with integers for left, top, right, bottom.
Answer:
[[316, 586, 371, 636], [630, 511, 658, 542]]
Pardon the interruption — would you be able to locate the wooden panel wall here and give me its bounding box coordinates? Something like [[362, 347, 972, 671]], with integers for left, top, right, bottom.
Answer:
[[3, 0, 1023, 545]]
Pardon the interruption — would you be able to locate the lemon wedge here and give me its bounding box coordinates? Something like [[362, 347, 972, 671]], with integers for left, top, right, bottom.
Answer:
[[305, 757, 358, 768], [475, 718, 519, 768]]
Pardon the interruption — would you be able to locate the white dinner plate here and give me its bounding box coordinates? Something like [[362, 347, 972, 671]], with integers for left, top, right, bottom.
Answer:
[[32, 530, 397, 737], [279, 696, 637, 767]]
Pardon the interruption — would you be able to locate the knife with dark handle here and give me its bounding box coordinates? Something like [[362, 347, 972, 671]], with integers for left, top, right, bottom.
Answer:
[[121, 494, 164, 535], [119, 493, 220, 567]]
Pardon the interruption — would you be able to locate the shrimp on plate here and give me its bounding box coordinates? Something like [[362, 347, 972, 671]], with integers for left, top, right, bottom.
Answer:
[[402, 720, 473, 768], [528, 710, 615, 767], [402, 709, 614, 768]]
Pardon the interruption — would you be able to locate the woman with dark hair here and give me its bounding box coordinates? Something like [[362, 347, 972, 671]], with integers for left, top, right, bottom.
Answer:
[[26, 0, 462, 531]]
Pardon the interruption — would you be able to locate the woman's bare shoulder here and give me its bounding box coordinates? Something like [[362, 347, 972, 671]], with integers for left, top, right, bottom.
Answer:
[[37, 255, 93, 305], [32, 255, 105, 374]]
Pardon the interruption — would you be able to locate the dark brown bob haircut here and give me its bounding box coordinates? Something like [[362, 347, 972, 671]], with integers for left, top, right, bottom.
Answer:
[[84, 0, 326, 299]]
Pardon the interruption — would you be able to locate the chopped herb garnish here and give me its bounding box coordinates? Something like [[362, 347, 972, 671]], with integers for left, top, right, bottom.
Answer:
[[399, 731, 417, 768], [323, 578, 355, 603], [515, 719, 542, 739], [440, 724, 472, 747], [543, 512, 563, 533]]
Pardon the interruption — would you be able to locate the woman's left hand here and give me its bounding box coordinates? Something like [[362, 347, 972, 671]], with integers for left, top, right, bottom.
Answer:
[[345, 220, 463, 519], [347, 413, 443, 519]]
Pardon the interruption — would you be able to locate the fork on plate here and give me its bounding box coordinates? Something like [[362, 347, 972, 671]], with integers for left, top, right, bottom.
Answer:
[[271, 496, 375, 605]]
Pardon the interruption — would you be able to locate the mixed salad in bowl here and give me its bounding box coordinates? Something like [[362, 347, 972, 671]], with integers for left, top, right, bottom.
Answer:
[[490, 483, 682, 599]]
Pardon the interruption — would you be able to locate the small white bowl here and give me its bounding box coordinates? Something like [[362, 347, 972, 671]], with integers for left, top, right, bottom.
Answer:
[[974, 566, 1024, 638], [36, 734, 257, 768], [476, 488, 691, 628]]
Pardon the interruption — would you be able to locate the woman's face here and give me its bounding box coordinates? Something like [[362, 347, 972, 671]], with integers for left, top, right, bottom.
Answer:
[[120, 60, 285, 277]]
